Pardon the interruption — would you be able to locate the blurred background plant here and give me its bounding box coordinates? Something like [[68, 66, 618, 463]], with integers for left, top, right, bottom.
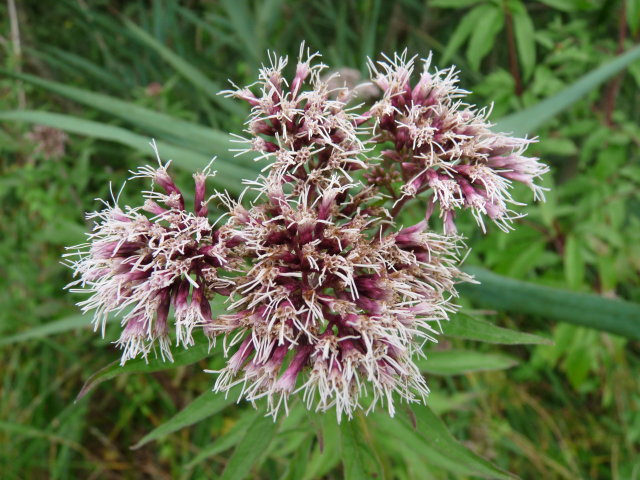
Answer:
[[1, 0, 639, 478]]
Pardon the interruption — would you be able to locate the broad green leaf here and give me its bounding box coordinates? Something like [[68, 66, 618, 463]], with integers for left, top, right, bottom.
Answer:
[[219, 413, 278, 480], [418, 350, 519, 375], [445, 313, 552, 345], [512, 3, 536, 80], [186, 409, 261, 468], [495, 44, 640, 135], [122, 18, 244, 116], [0, 315, 87, 347], [441, 6, 487, 64], [460, 266, 640, 340], [77, 335, 212, 400], [466, 5, 504, 71], [132, 388, 240, 449], [340, 417, 383, 480], [0, 110, 254, 196]]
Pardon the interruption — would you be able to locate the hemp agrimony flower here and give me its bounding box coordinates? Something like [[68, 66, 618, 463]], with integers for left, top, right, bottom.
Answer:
[[366, 51, 548, 233], [65, 142, 234, 364], [66, 46, 546, 421]]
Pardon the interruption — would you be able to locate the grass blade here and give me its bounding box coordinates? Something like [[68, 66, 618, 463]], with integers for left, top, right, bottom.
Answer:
[[122, 18, 245, 117]]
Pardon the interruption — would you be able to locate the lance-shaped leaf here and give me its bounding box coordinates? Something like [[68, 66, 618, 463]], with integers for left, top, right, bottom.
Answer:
[[445, 312, 552, 345], [418, 350, 519, 375], [219, 413, 279, 480], [132, 388, 241, 449], [461, 266, 640, 340], [495, 44, 640, 135]]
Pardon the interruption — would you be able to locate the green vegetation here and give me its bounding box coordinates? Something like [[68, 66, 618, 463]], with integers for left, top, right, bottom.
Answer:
[[1, 0, 639, 478]]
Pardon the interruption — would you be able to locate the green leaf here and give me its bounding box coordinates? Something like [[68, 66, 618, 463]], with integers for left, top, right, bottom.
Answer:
[[409, 405, 514, 479], [441, 6, 487, 64], [512, 3, 536, 80], [445, 313, 552, 345], [132, 388, 240, 449], [429, 0, 481, 7], [372, 407, 513, 479], [460, 266, 640, 340], [219, 413, 278, 480], [0, 315, 87, 347], [418, 350, 519, 375], [466, 5, 504, 71], [122, 18, 244, 116], [2, 70, 245, 161], [0, 110, 254, 196], [564, 234, 585, 289], [628, 0, 640, 33], [186, 409, 260, 468], [303, 414, 341, 480], [77, 335, 212, 400], [495, 44, 640, 135], [340, 417, 383, 480]]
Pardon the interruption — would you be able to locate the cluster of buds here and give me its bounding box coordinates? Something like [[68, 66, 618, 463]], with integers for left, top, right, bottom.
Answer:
[[366, 51, 548, 233], [67, 46, 546, 420]]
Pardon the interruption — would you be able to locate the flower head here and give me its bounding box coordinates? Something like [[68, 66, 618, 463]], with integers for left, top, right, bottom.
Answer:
[[208, 172, 466, 420], [367, 51, 548, 233], [65, 142, 233, 364]]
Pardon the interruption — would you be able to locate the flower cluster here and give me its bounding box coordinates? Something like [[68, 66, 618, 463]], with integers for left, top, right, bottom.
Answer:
[[65, 142, 233, 364], [67, 47, 545, 420], [366, 51, 548, 233]]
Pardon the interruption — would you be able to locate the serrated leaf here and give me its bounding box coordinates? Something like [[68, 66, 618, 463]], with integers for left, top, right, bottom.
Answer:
[[460, 266, 640, 340], [219, 413, 278, 480], [495, 44, 640, 135], [466, 5, 504, 71], [445, 313, 552, 345], [418, 350, 519, 375], [132, 388, 240, 449]]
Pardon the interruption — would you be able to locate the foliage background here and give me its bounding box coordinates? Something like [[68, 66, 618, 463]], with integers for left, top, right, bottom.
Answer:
[[1, 0, 639, 478]]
